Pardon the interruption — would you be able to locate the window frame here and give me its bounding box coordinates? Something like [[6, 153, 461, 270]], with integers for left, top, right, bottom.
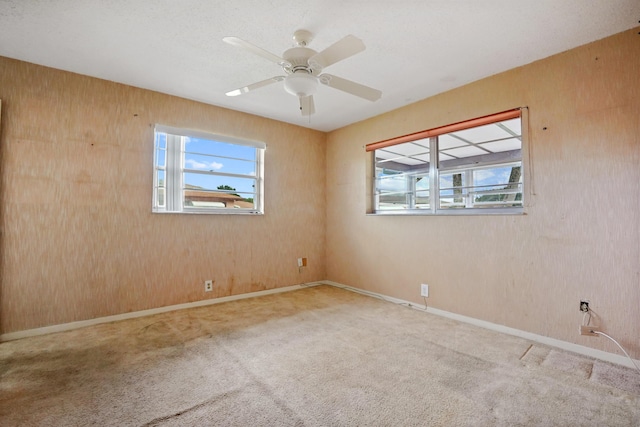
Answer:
[[368, 109, 527, 216], [152, 125, 265, 215]]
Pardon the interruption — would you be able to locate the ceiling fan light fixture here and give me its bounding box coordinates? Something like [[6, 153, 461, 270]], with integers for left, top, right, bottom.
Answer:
[[284, 73, 318, 97], [223, 30, 381, 113]]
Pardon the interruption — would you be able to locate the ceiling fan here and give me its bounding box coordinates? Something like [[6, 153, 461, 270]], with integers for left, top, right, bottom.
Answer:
[[223, 30, 382, 116]]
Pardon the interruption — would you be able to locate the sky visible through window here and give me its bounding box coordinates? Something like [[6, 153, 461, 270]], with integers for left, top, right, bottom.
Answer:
[[439, 166, 513, 195], [184, 137, 257, 198], [156, 133, 257, 198]]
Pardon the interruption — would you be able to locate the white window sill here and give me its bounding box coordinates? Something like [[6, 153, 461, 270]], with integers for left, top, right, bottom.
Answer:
[[367, 208, 524, 216]]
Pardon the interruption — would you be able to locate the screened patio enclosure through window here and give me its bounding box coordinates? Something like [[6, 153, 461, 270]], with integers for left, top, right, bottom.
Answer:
[[370, 109, 524, 214]]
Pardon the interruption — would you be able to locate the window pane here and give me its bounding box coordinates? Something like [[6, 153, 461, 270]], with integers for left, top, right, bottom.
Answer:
[[439, 171, 467, 209], [375, 143, 429, 168], [183, 173, 256, 209], [156, 187, 165, 207], [184, 190, 256, 209], [155, 133, 166, 169], [438, 134, 467, 150], [155, 132, 166, 150], [184, 173, 256, 197], [376, 167, 409, 210], [438, 117, 522, 210], [472, 164, 523, 207], [415, 173, 430, 209], [449, 121, 514, 144], [375, 140, 431, 211], [184, 152, 255, 175], [442, 145, 487, 159], [185, 138, 255, 162], [375, 167, 430, 210], [155, 149, 166, 168], [478, 137, 521, 153]]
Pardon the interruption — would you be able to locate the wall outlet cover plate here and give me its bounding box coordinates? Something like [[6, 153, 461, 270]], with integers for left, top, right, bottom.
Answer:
[[421, 284, 429, 297]]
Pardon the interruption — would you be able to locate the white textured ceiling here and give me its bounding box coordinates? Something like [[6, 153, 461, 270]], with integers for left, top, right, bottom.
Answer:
[[0, 1, 638, 132]]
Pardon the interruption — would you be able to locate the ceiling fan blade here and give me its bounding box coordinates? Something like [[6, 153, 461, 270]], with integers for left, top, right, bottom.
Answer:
[[299, 95, 315, 116], [308, 35, 365, 70], [225, 76, 285, 96], [318, 74, 382, 101], [223, 36, 291, 67]]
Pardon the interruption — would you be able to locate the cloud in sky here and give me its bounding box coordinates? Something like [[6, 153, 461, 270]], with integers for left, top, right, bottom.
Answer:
[[474, 167, 512, 186], [185, 159, 223, 170], [379, 174, 431, 193], [378, 175, 406, 192]]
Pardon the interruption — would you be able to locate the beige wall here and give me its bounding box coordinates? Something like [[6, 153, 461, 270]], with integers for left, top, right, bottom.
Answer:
[[326, 28, 640, 358], [1, 28, 638, 361], [0, 57, 326, 334]]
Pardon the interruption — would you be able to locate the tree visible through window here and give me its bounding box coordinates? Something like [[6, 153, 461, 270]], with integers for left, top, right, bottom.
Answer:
[[153, 126, 265, 214]]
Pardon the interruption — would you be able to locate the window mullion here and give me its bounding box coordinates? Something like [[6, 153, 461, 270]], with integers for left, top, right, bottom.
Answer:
[[255, 147, 264, 212], [430, 136, 439, 213], [166, 134, 183, 211], [465, 170, 474, 208], [183, 169, 257, 180], [373, 164, 380, 210]]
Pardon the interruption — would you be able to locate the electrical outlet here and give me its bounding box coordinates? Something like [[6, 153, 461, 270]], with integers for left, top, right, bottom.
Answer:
[[580, 325, 600, 336], [297, 258, 303, 267], [421, 284, 429, 297], [580, 300, 589, 312], [204, 280, 213, 292]]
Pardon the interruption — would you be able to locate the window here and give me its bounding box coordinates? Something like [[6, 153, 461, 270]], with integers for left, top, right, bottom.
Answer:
[[368, 109, 524, 214], [153, 125, 265, 214]]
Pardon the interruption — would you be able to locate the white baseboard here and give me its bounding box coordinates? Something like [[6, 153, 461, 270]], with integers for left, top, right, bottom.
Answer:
[[3, 280, 638, 370], [0, 282, 324, 342], [321, 280, 640, 370]]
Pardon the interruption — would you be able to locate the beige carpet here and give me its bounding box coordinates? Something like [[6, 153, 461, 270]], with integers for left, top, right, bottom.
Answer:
[[1, 285, 638, 426]]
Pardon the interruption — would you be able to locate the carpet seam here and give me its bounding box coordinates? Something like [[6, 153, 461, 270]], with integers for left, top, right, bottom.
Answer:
[[520, 344, 533, 360]]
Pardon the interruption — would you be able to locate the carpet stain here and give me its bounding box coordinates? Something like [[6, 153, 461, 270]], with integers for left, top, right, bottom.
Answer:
[[591, 361, 640, 395]]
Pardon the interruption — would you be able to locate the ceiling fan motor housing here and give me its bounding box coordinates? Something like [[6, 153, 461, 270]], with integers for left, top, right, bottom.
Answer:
[[282, 46, 320, 97], [282, 47, 319, 73]]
